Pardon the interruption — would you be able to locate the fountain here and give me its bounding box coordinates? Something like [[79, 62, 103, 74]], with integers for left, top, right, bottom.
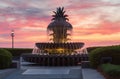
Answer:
[[22, 7, 85, 66], [32, 7, 84, 54]]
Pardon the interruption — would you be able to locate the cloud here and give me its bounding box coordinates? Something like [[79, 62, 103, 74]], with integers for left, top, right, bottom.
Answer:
[[21, 26, 46, 32], [0, 0, 120, 48]]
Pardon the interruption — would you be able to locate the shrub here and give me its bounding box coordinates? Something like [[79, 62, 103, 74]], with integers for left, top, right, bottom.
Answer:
[[0, 49, 12, 69], [100, 64, 120, 77], [89, 46, 120, 68], [4, 48, 32, 57], [87, 47, 101, 53]]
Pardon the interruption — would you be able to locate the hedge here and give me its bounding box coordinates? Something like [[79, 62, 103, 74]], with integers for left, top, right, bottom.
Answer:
[[87, 47, 101, 53], [0, 49, 12, 69], [100, 64, 120, 77], [89, 45, 120, 68], [4, 48, 33, 57]]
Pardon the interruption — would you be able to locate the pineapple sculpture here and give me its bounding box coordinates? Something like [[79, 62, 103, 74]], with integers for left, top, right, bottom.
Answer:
[[47, 7, 73, 43]]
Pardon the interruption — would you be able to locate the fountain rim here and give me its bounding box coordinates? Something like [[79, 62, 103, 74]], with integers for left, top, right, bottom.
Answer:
[[35, 42, 84, 49]]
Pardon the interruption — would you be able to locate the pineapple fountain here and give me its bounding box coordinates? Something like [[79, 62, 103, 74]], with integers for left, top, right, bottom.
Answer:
[[23, 7, 85, 66], [32, 7, 84, 54]]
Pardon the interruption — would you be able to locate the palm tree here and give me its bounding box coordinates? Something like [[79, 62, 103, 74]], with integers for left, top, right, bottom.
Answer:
[[47, 7, 73, 43]]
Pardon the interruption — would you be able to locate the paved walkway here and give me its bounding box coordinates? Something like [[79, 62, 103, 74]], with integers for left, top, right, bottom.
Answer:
[[0, 69, 16, 79], [82, 68, 105, 79], [1, 67, 105, 79], [1, 61, 105, 79], [4, 66, 82, 79]]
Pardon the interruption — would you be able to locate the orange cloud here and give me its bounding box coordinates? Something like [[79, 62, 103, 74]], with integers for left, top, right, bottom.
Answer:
[[0, 0, 120, 48]]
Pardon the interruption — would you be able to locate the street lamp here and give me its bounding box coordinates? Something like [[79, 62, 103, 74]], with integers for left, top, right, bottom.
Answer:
[[11, 30, 14, 48]]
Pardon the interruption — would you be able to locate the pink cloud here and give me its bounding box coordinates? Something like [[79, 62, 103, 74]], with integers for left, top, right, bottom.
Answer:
[[0, 0, 120, 48]]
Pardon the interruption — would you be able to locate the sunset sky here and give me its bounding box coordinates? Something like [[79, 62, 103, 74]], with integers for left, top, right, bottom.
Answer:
[[0, 0, 120, 48]]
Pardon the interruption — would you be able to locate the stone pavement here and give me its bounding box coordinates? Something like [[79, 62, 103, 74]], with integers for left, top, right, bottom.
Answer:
[[1, 62, 105, 79], [0, 69, 16, 79], [82, 68, 105, 79], [2, 67, 105, 79], [4, 66, 82, 79]]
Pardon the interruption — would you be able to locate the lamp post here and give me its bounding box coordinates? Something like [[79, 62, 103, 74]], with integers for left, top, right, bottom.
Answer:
[[11, 30, 14, 48]]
